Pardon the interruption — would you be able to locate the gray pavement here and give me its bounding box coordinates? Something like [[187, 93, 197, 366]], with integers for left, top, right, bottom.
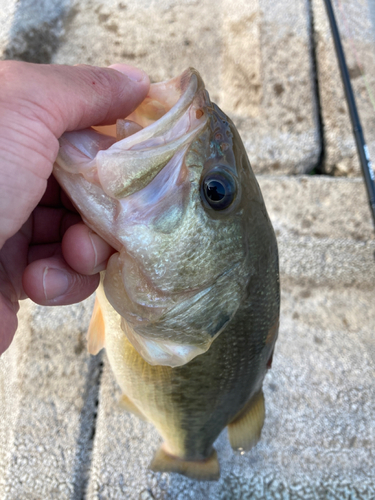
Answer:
[[1, 0, 320, 175], [2, 0, 374, 176], [0, 0, 70, 63], [0, 299, 99, 499], [1, 176, 374, 499]]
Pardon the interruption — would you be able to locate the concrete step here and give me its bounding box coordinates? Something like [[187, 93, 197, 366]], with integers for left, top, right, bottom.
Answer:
[[1, 176, 374, 499], [0, 299, 99, 498], [2, 0, 375, 177], [55, 0, 320, 174], [1, 0, 320, 175], [1, 0, 375, 497]]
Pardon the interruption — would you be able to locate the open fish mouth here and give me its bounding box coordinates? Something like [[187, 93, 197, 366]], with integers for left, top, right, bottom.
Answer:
[[53, 68, 247, 368], [57, 68, 209, 206]]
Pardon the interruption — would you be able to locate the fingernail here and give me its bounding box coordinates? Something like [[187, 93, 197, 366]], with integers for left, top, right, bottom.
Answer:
[[109, 64, 147, 82], [43, 267, 70, 301], [88, 231, 98, 270], [88, 230, 113, 274]]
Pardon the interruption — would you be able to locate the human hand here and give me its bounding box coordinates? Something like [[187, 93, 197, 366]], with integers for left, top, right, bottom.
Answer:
[[0, 61, 150, 355]]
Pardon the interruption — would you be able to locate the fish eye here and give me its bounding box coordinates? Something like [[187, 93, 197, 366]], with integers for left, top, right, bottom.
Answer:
[[201, 169, 237, 210]]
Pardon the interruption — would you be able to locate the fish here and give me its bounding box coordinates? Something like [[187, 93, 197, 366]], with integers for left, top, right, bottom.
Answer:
[[53, 68, 280, 481]]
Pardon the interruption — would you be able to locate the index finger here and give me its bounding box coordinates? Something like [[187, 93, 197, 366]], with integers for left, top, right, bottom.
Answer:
[[0, 62, 150, 247]]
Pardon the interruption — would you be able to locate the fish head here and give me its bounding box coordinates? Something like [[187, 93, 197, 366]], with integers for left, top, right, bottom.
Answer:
[[54, 68, 271, 367]]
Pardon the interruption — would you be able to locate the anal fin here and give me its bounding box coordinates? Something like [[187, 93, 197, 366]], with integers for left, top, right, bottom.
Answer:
[[228, 390, 265, 451], [119, 394, 146, 421], [87, 296, 105, 355], [150, 446, 220, 481]]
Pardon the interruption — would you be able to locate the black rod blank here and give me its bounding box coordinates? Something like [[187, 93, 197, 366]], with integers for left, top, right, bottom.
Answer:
[[323, 0, 375, 229]]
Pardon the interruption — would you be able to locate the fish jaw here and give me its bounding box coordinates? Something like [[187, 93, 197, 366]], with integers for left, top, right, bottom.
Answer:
[[56, 68, 208, 198], [54, 68, 209, 252], [102, 248, 247, 367]]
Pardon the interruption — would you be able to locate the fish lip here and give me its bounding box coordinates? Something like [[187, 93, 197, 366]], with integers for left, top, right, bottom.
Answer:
[[108, 68, 208, 154], [94, 68, 210, 199], [56, 69, 210, 199]]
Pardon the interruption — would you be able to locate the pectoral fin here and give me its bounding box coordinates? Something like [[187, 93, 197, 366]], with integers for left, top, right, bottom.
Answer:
[[228, 390, 265, 451], [150, 446, 220, 481], [119, 394, 146, 421], [87, 296, 106, 355]]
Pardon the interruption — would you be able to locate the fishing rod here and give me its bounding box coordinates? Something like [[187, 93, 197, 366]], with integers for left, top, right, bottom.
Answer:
[[323, 0, 375, 230]]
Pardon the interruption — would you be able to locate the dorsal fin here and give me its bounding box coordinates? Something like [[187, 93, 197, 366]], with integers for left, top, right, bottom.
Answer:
[[87, 296, 105, 355]]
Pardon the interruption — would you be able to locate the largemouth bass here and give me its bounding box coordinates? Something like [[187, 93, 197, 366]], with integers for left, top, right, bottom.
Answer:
[[53, 68, 280, 481]]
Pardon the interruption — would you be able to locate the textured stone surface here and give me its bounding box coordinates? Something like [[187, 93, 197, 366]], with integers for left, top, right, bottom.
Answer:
[[52, 0, 320, 175], [0, 297, 100, 499], [85, 176, 375, 499], [262, 176, 375, 288], [0, 177, 374, 498], [312, 0, 375, 176], [0, 0, 18, 57], [0, 301, 33, 500], [0, 0, 320, 173], [1, 0, 70, 63]]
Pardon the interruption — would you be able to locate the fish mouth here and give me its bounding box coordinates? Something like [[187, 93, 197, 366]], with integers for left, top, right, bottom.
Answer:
[[53, 68, 230, 368], [57, 68, 210, 203], [112, 68, 208, 149]]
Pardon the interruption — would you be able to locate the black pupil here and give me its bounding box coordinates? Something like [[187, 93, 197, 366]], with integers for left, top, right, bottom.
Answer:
[[202, 170, 236, 210], [206, 180, 226, 202]]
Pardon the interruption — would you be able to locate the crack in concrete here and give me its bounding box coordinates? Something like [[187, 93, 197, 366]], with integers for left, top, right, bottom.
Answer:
[[307, 0, 326, 175], [71, 352, 104, 500]]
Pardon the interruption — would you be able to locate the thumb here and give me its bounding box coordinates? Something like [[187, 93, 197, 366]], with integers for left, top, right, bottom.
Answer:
[[0, 61, 150, 137], [0, 61, 149, 247]]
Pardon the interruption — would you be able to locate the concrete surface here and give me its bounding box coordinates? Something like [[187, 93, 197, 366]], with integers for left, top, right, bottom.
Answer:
[[1, 176, 374, 499], [0, 1, 18, 57], [0, 298, 100, 499], [1, 0, 70, 63], [3, 0, 375, 177], [0, 0, 320, 175], [312, 0, 375, 176], [1, 0, 375, 498]]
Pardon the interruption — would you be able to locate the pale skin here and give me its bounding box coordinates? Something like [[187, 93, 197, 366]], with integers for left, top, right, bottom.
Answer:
[[0, 60, 150, 355]]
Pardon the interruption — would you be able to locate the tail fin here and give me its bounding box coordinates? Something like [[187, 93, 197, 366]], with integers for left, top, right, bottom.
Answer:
[[150, 446, 220, 481]]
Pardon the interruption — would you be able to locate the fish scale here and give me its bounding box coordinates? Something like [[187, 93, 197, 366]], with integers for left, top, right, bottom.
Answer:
[[105, 281, 276, 461]]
